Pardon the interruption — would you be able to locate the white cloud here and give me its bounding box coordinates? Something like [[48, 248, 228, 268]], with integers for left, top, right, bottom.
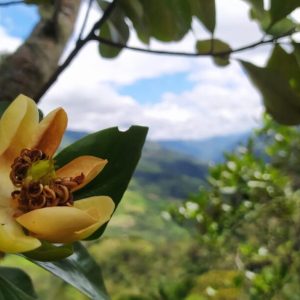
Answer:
[[0, 27, 21, 52], [41, 58, 262, 140], [2, 0, 269, 140]]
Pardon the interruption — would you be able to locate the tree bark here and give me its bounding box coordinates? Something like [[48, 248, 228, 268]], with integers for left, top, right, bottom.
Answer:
[[0, 0, 81, 103]]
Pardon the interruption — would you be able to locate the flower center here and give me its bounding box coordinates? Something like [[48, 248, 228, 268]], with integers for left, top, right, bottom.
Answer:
[[10, 148, 84, 216]]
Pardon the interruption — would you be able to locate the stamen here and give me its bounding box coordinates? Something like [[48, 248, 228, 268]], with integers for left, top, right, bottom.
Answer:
[[10, 148, 49, 186], [29, 194, 46, 210], [10, 149, 85, 215]]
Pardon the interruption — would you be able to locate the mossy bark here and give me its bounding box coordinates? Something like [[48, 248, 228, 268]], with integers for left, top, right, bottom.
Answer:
[[0, 0, 81, 103]]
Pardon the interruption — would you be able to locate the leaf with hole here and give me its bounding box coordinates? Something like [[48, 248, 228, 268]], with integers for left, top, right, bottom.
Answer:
[[55, 125, 148, 239]]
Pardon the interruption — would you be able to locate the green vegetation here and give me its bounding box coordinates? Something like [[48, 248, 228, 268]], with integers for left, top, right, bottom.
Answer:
[[171, 115, 300, 299], [3, 115, 300, 299]]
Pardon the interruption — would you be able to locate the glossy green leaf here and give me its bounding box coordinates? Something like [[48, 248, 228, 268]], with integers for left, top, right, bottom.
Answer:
[[98, 1, 130, 58], [23, 241, 73, 261], [55, 125, 148, 239], [196, 39, 232, 67], [189, 0, 216, 33], [139, 0, 192, 42], [270, 0, 299, 25], [241, 60, 300, 125], [32, 242, 108, 300], [0, 267, 37, 300]]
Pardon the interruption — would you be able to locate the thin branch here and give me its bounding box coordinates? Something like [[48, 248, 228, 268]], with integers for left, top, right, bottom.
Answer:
[[0, 0, 24, 6], [90, 0, 118, 32], [77, 0, 94, 42], [92, 28, 296, 57], [35, 0, 119, 102]]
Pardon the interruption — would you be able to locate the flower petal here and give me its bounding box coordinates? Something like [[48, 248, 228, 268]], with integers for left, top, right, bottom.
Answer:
[[74, 196, 115, 220], [33, 108, 67, 157], [0, 95, 39, 160], [16, 206, 96, 243], [0, 208, 41, 253], [56, 156, 108, 191], [73, 196, 115, 240], [16, 196, 114, 243], [0, 159, 14, 201]]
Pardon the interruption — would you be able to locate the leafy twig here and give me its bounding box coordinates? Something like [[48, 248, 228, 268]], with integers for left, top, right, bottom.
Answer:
[[35, 2, 296, 102], [91, 28, 296, 57]]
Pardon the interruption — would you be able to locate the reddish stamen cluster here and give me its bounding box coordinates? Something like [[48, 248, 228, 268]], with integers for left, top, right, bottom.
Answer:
[[10, 148, 85, 216]]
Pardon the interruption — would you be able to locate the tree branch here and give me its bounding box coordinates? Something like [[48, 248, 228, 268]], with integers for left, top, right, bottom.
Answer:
[[77, 0, 94, 42], [91, 28, 296, 57], [0, 0, 24, 6], [0, 0, 81, 103], [35, 0, 119, 102]]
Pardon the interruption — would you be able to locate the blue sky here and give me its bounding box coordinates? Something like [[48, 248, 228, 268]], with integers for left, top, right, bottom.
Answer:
[[119, 72, 194, 104], [0, 3, 38, 38], [0, 0, 279, 140]]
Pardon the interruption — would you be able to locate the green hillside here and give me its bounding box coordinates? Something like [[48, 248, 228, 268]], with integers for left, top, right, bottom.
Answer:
[[62, 131, 209, 200], [133, 141, 207, 200]]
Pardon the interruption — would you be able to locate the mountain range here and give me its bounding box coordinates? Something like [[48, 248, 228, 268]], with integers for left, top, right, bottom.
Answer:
[[62, 130, 250, 200], [63, 130, 250, 163]]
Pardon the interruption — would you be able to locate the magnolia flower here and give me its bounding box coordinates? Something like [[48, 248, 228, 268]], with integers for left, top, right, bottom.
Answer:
[[0, 95, 115, 253]]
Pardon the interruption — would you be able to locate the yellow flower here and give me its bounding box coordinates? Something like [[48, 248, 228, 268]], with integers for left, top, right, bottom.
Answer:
[[0, 95, 115, 253]]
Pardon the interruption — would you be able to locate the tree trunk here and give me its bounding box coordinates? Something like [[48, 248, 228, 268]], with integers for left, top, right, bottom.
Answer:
[[0, 0, 81, 103]]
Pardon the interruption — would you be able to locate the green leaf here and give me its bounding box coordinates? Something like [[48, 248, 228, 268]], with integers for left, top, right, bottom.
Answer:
[[55, 125, 148, 239], [244, 0, 264, 12], [244, 0, 267, 23], [241, 60, 300, 125], [189, 0, 216, 33], [267, 45, 300, 94], [0, 267, 37, 300], [119, 0, 150, 44], [139, 0, 192, 42], [244, 0, 297, 35], [98, 1, 130, 58], [266, 17, 296, 36], [196, 39, 232, 67], [32, 242, 108, 300], [23, 241, 73, 261], [270, 0, 299, 25], [293, 42, 300, 67]]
